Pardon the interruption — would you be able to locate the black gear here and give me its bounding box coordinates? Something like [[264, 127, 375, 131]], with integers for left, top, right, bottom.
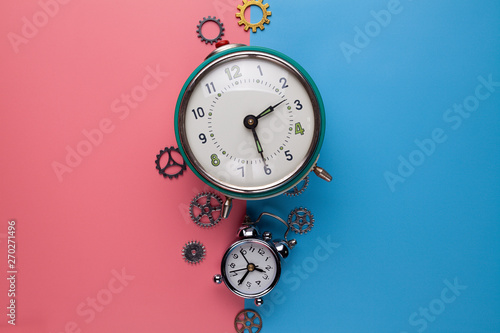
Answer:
[[189, 192, 223, 228], [234, 309, 262, 333], [181, 240, 206, 264], [284, 176, 309, 197], [288, 207, 314, 234], [196, 16, 225, 44], [155, 146, 186, 179]]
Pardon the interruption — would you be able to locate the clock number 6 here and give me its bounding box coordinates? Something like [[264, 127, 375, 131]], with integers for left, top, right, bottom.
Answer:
[[264, 165, 272, 175]]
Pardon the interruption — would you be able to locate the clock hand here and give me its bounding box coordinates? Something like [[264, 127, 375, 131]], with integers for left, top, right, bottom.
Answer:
[[229, 267, 249, 273], [240, 249, 250, 264], [256, 99, 287, 119], [251, 127, 266, 164], [243, 115, 267, 165], [253, 267, 266, 273], [238, 270, 250, 285]]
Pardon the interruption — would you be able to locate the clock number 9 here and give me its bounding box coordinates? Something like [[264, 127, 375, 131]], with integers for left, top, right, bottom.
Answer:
[[191, 107, 205, 120], [199, 133, 207, 144]]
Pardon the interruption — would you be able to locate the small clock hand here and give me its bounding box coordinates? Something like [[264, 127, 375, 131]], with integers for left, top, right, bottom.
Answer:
[[253, 267, 266, 273], [251, 127, 266, 163], [238, 270, 250, 285], [256, 99, 287, 119]]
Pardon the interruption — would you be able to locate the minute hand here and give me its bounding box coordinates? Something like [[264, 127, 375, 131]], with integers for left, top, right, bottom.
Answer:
[[256, 99, 287, 119]]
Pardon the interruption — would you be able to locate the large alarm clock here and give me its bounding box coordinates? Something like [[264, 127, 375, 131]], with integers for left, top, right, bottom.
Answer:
[[174, 43, 331, 216]]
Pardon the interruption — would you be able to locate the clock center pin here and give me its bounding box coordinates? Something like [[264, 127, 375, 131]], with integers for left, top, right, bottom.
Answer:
[[243, 115, 258, 129]]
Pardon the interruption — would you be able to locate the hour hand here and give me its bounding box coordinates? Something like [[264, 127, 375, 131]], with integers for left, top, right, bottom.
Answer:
[[256, 99, 287, 119], [253, 267, 266, 273], [251, 128, 266, 164], [243, 115, 266, 164]]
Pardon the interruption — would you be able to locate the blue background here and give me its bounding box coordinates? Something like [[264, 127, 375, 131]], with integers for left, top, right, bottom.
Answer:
[[246, 1, 500, 332]]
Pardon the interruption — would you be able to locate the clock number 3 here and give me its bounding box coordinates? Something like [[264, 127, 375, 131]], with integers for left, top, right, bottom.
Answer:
[[294, 100, 303, 110]]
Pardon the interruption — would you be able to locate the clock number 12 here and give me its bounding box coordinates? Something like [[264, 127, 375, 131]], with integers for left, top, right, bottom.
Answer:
[[225, 65, 242, 80]]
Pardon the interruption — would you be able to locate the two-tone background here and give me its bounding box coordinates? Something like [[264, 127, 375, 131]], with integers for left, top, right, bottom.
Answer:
[[1, 0, 499, 332]]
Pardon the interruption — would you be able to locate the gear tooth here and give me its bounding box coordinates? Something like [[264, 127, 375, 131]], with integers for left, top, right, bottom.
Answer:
[[237, 5, 243, 10]]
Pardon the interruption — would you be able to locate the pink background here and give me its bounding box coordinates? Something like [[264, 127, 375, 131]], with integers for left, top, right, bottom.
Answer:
[[0, 0, 249, 332]]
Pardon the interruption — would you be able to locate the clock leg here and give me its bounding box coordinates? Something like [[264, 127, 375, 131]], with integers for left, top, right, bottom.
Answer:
[[222, 197, 233, 219]]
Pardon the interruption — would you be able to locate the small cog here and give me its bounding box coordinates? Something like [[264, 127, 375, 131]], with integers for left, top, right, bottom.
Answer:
[[196, 16, 225, 44], [155, 146, 186, 179], [190, 192, 223, 228], [284, 176, 309, 197], [234, 309, 262, 333], [288, 207, 314, 234], [181, 240, 206, 264], [235, 0, 271, 33]]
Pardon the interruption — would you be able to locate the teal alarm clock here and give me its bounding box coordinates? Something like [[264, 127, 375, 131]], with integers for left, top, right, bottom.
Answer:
[[174, 43, 331, 216]]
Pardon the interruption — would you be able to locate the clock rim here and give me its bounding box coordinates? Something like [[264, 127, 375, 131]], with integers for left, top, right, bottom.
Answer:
[[174, 45, 326, 199], [220, 238, 282, 299]]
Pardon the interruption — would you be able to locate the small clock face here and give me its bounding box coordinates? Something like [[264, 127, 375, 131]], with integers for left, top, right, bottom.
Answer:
[[221, 239, 281, 298], [176, 47, 324, 199]]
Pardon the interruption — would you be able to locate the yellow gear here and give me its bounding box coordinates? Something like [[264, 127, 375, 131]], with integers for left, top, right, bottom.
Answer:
[[235, 0, 271, 33]]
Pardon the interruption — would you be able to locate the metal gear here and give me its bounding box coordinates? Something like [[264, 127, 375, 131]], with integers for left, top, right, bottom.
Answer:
[[196, 16, 225, 44], [181, 240, 206, 264], [189, 192, 223, 228], [284, 176, 309, 197], [288, 207, 314, 235], [155, 146, 186, 179], [234, 309, 262, 333], [235, 0, 271, 33]]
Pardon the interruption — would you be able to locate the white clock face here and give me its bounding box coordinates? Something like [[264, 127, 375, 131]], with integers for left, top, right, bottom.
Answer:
[[222, 240, 280, 297], [178, 50, 321, 196]]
